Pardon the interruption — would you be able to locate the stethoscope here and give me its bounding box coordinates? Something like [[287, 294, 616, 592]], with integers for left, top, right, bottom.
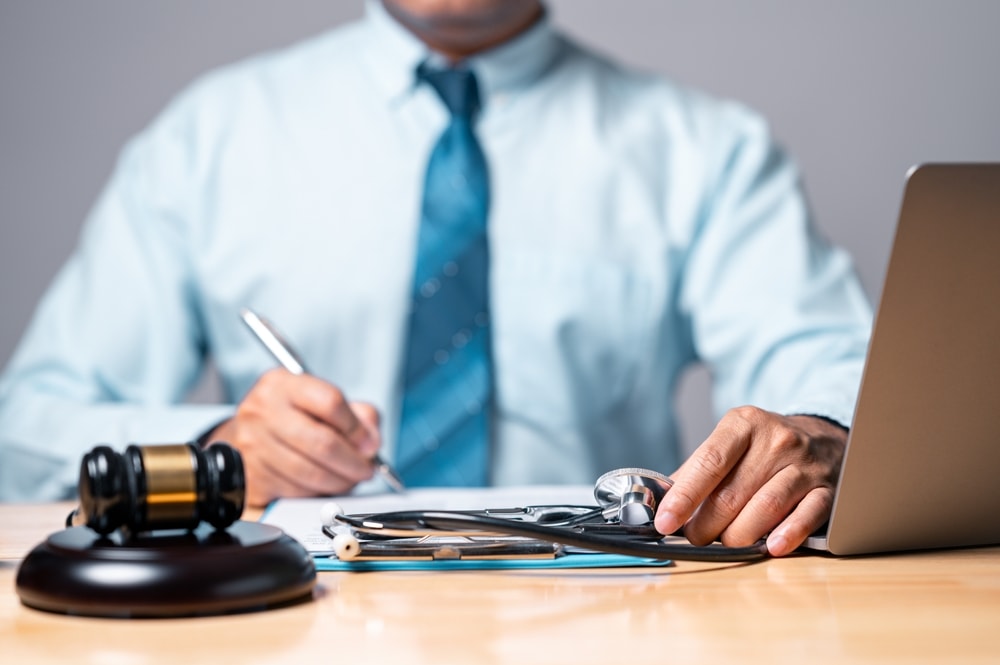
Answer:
[[322, 468, 771, 563]]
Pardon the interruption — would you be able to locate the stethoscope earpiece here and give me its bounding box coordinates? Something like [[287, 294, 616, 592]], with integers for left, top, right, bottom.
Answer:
[[332, 532, 361, 560], [319, 502, 344, 528]]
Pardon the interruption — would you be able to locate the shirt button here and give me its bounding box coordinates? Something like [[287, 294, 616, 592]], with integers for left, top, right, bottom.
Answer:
[[452, 329, 470, 348], [420, 278, 441, 298]]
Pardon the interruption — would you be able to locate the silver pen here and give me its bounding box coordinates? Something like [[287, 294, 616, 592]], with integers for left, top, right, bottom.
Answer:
[[240, 307, 406, 493]]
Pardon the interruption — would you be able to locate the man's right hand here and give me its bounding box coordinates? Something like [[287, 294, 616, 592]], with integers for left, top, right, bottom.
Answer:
[[206, 368, 382, 507]]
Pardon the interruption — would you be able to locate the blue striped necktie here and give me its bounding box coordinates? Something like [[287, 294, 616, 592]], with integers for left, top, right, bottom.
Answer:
[[395, 64, 492, 487]]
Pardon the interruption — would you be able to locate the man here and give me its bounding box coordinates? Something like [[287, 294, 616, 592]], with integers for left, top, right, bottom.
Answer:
[[0, 0, 871, 556]]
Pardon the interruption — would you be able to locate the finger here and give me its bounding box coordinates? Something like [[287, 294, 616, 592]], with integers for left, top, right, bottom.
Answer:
[[233, 371, 375, 499], [261, 444, 364, 498], [288, 374, 373, 449], [765, 485, 836, 557], [654, 413, 754, 535], [243, 370, 373, 472], [236, 394, 374, 492], [348, 401, 383, 457], [682, 426, 797, 545], [715, 465, 816, 547], [271, 409, 376, 486], [245, 430, 372, 500], [682, 469, 757, 546], [247, 454, 360, 506]]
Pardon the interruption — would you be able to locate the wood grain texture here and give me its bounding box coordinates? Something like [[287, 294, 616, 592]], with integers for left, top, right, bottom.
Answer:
[[2, 503, 999, 664]]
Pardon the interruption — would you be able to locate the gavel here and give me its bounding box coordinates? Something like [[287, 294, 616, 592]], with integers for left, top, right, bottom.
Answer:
[[69, 442, 245, 535]]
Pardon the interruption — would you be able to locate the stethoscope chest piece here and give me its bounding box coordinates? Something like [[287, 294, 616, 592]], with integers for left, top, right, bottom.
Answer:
[[594, 467, 673, 526]]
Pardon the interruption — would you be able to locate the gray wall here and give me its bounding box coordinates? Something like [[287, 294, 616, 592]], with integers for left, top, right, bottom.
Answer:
[[2, 1, 999, 451]]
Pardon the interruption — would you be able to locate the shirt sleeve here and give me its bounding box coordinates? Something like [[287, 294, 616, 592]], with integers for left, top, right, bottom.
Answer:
[[0, 98, 233, 502], [678, 106, 873, 428]]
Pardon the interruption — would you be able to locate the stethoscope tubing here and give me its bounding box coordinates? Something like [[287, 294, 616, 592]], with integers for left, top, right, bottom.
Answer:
[[342, 510, 771, 563]]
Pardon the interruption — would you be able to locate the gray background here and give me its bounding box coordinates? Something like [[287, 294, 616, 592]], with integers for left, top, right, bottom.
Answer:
[[2, 1, 999, 451]]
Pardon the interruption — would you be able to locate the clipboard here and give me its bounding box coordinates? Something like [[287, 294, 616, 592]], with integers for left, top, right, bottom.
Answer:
[[260, 486, 675, 571]]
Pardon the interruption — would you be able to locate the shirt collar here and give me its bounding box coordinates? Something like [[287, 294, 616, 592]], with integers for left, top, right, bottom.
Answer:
[[363, 0, 561, 107]]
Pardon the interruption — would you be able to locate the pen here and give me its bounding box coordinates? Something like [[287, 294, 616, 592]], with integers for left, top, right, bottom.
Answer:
[[239, 307, 406, 493]]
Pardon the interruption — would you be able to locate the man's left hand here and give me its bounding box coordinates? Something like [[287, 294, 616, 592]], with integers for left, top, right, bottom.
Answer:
[[653, 407, 847, 557]]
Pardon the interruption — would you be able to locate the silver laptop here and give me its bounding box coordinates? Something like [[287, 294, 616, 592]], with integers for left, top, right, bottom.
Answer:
[[806, 163, 1000, 555]]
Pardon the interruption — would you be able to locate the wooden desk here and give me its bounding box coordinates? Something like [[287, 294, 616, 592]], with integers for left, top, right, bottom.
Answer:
[[2, 503, 999, 664]]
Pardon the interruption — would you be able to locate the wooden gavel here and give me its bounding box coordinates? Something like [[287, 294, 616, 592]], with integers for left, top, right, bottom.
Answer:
[[69, 442, 245, 535]]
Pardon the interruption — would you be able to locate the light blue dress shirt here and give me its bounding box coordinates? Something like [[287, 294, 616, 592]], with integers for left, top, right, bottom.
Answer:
[[0, 2, 872, 501]]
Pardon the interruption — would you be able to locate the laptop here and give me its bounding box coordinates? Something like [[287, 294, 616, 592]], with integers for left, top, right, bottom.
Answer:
[[805, 163, 1000, 555]]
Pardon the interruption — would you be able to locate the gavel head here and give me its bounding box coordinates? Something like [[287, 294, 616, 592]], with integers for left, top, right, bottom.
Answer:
[[78, 442, 245, 535]]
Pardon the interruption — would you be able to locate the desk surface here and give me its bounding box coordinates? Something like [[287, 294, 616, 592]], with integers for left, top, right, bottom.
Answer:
[[3, 503, 999, 665]]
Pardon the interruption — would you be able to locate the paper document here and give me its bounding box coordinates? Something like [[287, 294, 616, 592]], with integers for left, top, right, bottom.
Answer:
[[261, 485, 596, 555]]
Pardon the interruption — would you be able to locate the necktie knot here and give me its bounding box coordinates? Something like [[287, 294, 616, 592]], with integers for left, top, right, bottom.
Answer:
[[418, 63, 481, 120]]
